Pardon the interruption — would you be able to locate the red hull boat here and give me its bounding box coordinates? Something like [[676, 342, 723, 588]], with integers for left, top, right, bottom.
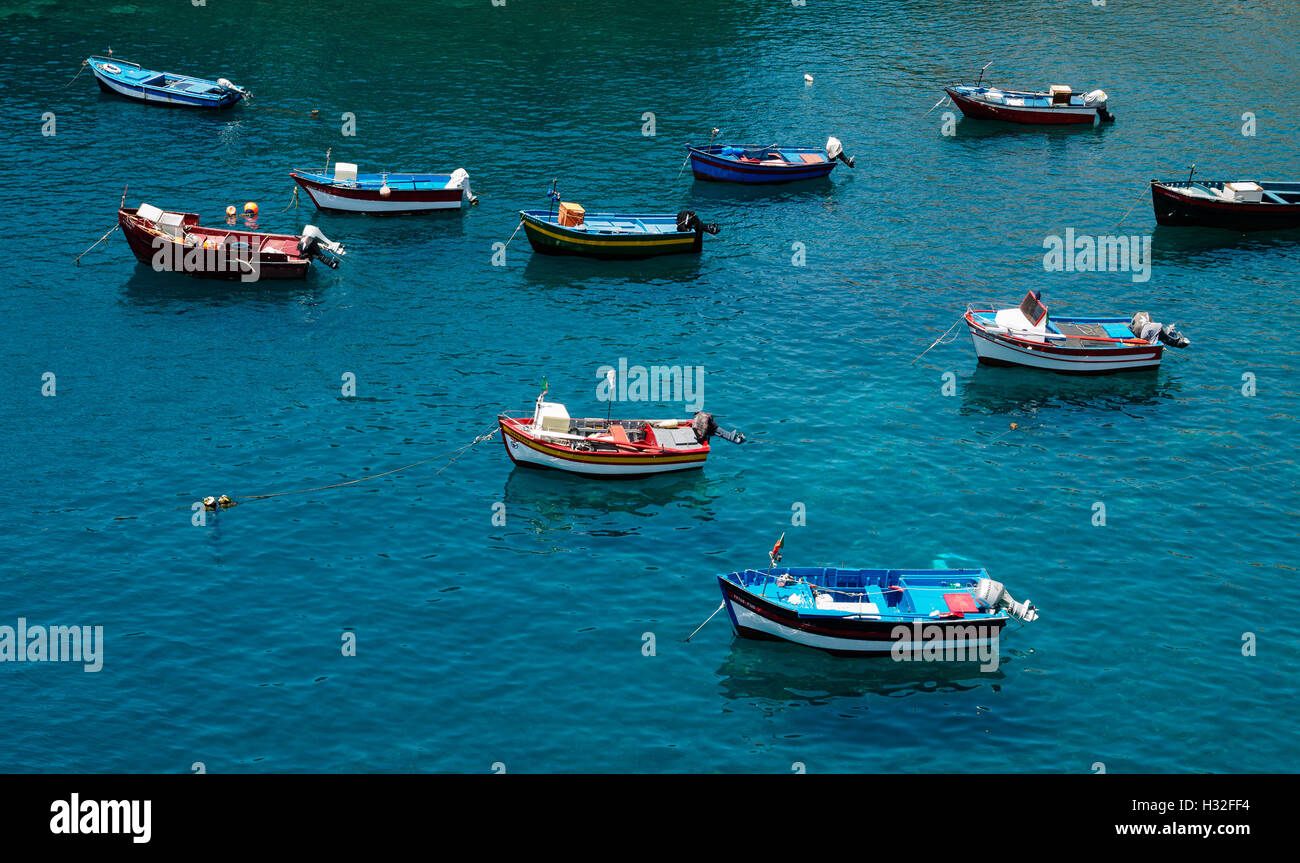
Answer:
[[117, 204, 344, 280], [1150, 179, 1300, 230], [945, 83, 1113, 125]]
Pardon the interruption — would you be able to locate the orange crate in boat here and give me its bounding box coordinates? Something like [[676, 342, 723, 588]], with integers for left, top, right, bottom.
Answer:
[[558, 202, 585, 227]]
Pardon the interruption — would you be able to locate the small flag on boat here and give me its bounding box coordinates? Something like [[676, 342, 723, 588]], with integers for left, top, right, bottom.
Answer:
[[769, 532, 785, 566]]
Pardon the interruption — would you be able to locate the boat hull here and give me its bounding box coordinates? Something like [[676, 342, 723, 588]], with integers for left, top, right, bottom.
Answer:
[[1151, 181, 1300, 230], [498, 416, 708, 477], [945, 87, 1097, 125], [966, 317, 1162, 374], [291, 175, 467, 214], [718, 576, 1007, 658], [687, 147, 836, 184], [117, 209, 311, 280], [519, 212, 703, 260], [90, 62, 242, 109]]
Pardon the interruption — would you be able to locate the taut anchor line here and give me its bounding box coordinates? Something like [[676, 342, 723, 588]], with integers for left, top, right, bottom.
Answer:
[[192, 426, 499, 513]]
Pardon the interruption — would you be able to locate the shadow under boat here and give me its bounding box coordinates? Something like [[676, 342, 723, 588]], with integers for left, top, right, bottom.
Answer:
[[958, 361, 1177, 416], [714, 637, 1009, 705], [943, 115, 1111, 142], [118, 264, 330, 306], [1150, 223, 1300, 264], [501, 462, 723, 533], [519, 248, 704, 289], [686, 174, 838, 204]]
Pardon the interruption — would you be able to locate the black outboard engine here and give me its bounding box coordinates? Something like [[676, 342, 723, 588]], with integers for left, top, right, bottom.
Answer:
[[692, 411, 745, 445], [1130, 311, 1190, 348], [1157, 323, 1189, 348], [1098, 106, 1115, 123], [676, 210, 721, 236], [297, 225, 346, 269]]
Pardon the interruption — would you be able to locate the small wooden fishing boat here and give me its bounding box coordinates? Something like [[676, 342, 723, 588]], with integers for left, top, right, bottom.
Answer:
[[945, 77, 1112, 125], [518, 182, 718, 259], [1150, 177, 1300, 230], [118, 203, 345, 280], [498, 393, 743, 478], [289, 162, 477, 214], [86, 55, 248, 109], [964, 291, 1188, 374], [718, 565, 1037, 657], [518, 209, 719, 259], [685, 136, 854, 184]]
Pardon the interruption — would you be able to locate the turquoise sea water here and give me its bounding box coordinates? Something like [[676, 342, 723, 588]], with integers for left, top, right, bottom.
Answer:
[[2, 0, 1297, 773]]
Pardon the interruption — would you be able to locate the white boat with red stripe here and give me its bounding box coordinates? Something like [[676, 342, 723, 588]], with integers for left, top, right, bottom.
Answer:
[[290, 161, 476, 214], [965, 292, 1189, 374], [498, 391, 744, 478]]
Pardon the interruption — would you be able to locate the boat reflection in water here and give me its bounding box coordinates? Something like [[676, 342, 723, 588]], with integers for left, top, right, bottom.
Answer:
[[498, 464, 724, 541], [958, 361, 1179, 418], [714, 638, 1013, 708]]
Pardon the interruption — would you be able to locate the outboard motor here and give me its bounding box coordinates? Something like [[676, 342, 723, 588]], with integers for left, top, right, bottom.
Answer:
[[974, 578, 1038, 622], [691, 411, 745, 445], [298, 225, 346, 269], [216, 77, 250, 98], [1083, 89, 1113, 122], [676, 210, 720, 236], [825, 136, 855, 168], [1129, 311, 1190, 348]]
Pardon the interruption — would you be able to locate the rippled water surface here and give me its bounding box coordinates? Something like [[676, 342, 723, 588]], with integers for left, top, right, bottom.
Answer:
[[1, 0, 1297, 773]]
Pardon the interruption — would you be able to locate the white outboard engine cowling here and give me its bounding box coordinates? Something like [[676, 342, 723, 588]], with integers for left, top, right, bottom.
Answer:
[[975, 578, 1038, 622], [449, 167, 477, 205], [825, 136, 855, 168], [298, 225, 346, 269], [216, 77, 249, 98], [1083, 88, 1113, 122]]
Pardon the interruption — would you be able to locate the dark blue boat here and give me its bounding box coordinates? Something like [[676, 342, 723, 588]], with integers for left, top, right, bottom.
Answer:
[[686, 137, 854, 184]]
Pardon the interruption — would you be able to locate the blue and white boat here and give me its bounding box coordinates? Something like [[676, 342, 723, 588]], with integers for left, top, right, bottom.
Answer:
[[290, 162, 476, 214], [717, 566, 1037, 657], [85, 55, 249, 109], [686, 136, 854, 184]]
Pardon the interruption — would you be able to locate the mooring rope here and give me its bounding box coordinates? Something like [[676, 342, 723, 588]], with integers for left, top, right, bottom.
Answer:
[[1109, 183, 1151, 233], [910, 315, 965, 364], [500, 217, 525, 252], [277, 185, 299, 214], [73, 224, 119, 266], [200, 426, 499, 509], [64, 60, 88, 88]]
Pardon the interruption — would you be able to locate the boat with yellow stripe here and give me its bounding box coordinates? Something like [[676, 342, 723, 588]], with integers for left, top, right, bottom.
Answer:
[[517, 187, 719, 260], [499, 392, 743, 478]]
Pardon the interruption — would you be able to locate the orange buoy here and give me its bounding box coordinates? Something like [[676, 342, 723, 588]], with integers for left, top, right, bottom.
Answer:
[[243, 201, 258, 218]]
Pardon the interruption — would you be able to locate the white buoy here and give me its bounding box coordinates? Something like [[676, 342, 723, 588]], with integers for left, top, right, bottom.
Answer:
[[379, 184, 391, 197], [804, 73, 814, 84]]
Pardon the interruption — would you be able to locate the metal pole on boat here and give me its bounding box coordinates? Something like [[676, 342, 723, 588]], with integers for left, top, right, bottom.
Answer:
[[976, 59, 993, 87], [605, 369, 615, 423], [1187, 163, 1196, 182], [324, 147, 331, 174], [684, 602, 725, 642]]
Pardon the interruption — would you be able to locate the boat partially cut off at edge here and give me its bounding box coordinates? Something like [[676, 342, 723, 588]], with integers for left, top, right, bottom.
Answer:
[[498, 393, 743, 477], [86, 55, 249, 109], [965, 291, 1188, 374], [1150, 178, 1300, 230], [290, 161, 477, 214], [718, 567, 1037, 657], [118, 203, 345, 280]]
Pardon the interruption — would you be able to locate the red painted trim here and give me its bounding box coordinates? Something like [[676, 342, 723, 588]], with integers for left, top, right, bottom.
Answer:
[[946, 89, 1097, 125]]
